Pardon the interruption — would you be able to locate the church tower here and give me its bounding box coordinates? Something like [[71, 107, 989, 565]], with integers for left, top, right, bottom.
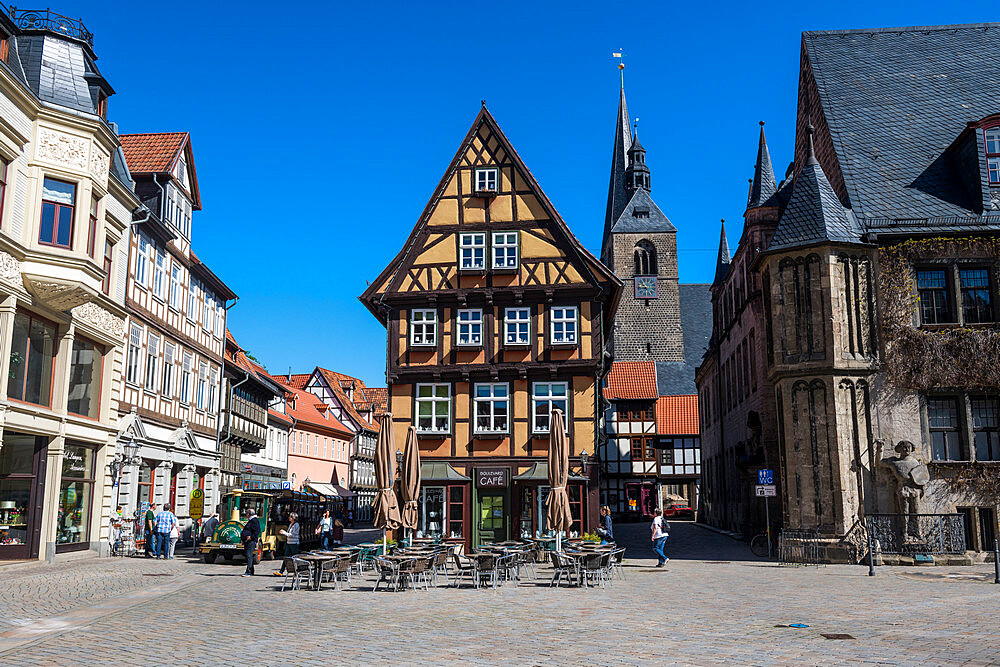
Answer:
[[601, 82, 682, 362]]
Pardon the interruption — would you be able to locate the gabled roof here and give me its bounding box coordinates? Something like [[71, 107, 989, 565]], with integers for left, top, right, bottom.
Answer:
[[656, 395, 699, 435], [605, 361, 658, 400], [769, 135, 865, 251], [224, 330, 283, 398], [802, 23, 1000, 229], [119, 132, 188, 173], [609, 187, 676, 234], [748, 122, 779, 209], [278, 385, 354, 437], [602, 86, 633, 253]]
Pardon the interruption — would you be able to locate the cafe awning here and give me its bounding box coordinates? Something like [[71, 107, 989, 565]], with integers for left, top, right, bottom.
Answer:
[[513, 461, 587, 482], [420, 462, 471, 481], [306, 482, 356, 498]]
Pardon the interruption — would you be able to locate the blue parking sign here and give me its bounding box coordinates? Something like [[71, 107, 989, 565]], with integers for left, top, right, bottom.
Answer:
[[758, 469, 773, 485]]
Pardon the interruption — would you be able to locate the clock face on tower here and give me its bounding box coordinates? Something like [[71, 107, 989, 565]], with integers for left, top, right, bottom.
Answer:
[[635, 276, 658, 299]]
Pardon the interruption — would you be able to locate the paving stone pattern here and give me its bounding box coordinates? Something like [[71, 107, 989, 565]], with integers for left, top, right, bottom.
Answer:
[[1, 523, 999, 665]]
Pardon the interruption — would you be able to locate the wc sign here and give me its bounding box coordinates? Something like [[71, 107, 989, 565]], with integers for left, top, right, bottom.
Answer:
[[758, 469, 773, 485]]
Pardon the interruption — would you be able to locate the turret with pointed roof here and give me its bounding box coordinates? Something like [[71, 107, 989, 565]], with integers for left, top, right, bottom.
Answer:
[[747, 122, 778, 209], [713, 221, 731, 285]]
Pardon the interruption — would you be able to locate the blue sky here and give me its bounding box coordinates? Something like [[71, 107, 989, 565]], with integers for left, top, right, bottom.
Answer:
[[78, 0, 994, 386]]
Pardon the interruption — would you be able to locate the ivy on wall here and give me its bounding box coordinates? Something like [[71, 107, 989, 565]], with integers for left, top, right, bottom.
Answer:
[[878, 236, 1000, 391]]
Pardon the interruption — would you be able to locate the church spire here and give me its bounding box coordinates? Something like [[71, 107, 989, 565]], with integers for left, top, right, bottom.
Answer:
[[602, 83, 633, 258], [625, 119, 650, 192], [713, 219, 731, 285], [747, 121, 778, 209]]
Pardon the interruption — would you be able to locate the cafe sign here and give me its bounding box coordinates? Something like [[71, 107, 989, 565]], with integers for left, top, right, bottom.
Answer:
[[476, 467, 508, 488]]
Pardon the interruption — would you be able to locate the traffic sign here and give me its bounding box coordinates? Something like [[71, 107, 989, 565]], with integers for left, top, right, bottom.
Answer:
[[189, 488, 205, 520], [755, 485, 777, 497], [758, 469, 774, 485]]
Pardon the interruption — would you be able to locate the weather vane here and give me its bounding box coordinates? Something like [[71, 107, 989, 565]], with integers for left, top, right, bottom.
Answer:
[[613, 50, 625, 87]]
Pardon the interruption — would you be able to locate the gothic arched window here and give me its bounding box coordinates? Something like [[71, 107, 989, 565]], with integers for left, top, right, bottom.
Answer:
[[633, 240, 657, 276]]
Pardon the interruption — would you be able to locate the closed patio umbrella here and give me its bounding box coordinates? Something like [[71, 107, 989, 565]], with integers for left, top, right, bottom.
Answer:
[[373, 412, 401, 551], [545, 408, 573, 552], [400, 425, 421, 534]]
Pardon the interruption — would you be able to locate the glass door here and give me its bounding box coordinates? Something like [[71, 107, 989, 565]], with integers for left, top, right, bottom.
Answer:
[[0, 433, 47, 560], [420, 486, 445, 539], [478, 493, 506, 544]]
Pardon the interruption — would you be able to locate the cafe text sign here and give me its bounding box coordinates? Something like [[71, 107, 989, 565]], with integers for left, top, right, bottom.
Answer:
[[476, 467, 509, 488]]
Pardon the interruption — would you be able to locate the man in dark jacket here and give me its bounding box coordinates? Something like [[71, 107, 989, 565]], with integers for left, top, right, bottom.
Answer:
[[144, 503, 158, 558], [240, 508, 262, 577]]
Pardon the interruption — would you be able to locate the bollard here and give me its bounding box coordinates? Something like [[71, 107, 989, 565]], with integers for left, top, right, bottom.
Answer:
[[994, 538, 999, 585]]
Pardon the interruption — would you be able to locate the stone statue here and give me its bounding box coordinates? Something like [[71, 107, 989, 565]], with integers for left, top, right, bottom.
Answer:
[[875, 440, 930, 537]]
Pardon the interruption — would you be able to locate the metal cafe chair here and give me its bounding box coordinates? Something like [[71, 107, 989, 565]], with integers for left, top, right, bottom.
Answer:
[[495, 553, 519, 587], [280, 557, 313, 592], [327, 556, 352, 591], [609, 548, 627, 581], [373, 557, 403, 592], [451, 553, 476, 588], [472, 553, 499, 590], [549, 552, 579, 588]]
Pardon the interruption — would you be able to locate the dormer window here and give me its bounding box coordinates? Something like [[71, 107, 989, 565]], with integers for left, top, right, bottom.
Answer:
[[475, 168, 498, 193], [985, 127, 1000, 184], [633, 208, 650, 219], [96, 92, 107, 119]]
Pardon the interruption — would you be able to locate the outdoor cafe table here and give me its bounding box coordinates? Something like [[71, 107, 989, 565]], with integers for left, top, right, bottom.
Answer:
[[297, 553, 343, 590]]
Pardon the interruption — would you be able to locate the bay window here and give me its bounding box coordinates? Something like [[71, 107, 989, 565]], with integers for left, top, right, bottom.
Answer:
[[67, 338, 103, 419], [39, 178, 75, 248], [415, 383, 450, 433], [475, 383, 509, 434], [457, 309, 483, 346], [87, 196, 98, 258], [7, 311, 56, 407], [101, 241, 113, 295], [532, 382, 568, 433]]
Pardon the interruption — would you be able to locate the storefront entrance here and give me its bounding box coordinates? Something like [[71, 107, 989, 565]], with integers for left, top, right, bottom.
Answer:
[[625, 481, 657, 519], [474, 466, 510, 545], [0, 433, 48, 560], [57, 442, 97, 553]]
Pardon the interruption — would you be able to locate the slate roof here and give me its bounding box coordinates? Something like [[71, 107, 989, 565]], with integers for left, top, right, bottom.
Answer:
[[656, 283, 713, 396], [769, 142, 865, 250], [602, 86, 633, 253], [656, 395, 699, 435], [13, 33, 109, 116], [609, 187, 676, 234], [712, 222, 731, 285], [119, 132, 188, 174], [803, 24, 1000, 230], [605, 361, 658, 400], [748, 123, 779, 209]]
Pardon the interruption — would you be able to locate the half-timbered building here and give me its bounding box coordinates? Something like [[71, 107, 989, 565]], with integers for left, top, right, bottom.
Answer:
[[114, 132, 235, 538], [361, 105, 621, 547]]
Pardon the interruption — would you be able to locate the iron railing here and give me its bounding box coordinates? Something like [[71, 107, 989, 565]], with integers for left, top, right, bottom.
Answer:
[[867, 513, 966, 555], [778, 529, 822, 565], [7, 7, 93, 46]]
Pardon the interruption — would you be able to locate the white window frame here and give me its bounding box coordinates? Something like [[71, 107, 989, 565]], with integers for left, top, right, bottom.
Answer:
[[504, 307, 530, 346], [551, 306, 578, 345], [126, 323, 142, 386], [135, 234, 148, 287], [153, 249, 166, 300], [180, 351, 193, 404], [215, 304, 224, 338], [196, 360, 208, 410], [410, 309, 437, 346], [415, 383, 451, 434], [144, 333, 159, 392], [459, 233, 486, 271], [169, 263, 182, 310], [474, 382, 509, 434], [457, 309, 483, 346], [475, 167, 498, 191], [203, 293, 214, 331], [532, 381, 568, 434], [162, 341, 175, 398], [492, 231, 519, 269], [209, 366, 219, 412], [187, 278, 198, 322]]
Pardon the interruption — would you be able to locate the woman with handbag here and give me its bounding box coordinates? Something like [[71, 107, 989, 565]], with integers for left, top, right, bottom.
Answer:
[[316, 510, 333, 550]]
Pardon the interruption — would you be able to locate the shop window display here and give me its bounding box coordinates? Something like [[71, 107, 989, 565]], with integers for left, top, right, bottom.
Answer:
[[0, 433, 45, 557], [57, 444, 94, 549]]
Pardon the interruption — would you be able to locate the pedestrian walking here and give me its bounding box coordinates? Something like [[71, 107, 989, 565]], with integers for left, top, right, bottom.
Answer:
[[155, 504, 178, 560], [651, 508, 669, 567], [597, 505, 614, 544], [316, 510, 332, 550], [241, 508, 262, 577], [201, 512, 220, 544], [144, 502, 158, 558], [168, 522, 179, 559], [331, 518, 344, 546], [274, 512, 300, 576]]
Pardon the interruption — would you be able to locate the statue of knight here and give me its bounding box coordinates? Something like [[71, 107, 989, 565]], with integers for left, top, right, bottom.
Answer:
[[875, 439, 930, 541]]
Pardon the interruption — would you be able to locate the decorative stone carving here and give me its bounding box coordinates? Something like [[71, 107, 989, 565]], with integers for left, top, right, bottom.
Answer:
[[875, 439, 930, 538], [36, 128, 88, 171], [90, 149, 109, 182], [71, 301, 126, 339], [0, 251, 23, 289]]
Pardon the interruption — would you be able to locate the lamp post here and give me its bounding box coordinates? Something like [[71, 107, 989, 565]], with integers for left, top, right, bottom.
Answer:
[[580, 449, 589, 474], [110, 438, 141, 513]]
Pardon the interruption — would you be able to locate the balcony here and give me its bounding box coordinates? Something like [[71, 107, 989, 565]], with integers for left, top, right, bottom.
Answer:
[[19, 258, 101, 312], [8, 7, 94, 46]]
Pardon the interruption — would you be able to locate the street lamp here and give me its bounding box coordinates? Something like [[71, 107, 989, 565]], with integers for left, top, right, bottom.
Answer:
[[396, 448, 403, 468], [109, 438, 141, 487], [579, 449, 590, 475]]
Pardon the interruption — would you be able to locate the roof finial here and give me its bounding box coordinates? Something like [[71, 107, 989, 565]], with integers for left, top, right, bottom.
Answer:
[[759, 120, 765, 127], [613, 50, 625, 89], [633, 117, 639, 139], [806, 122, 819, 165], [481, 99, 486, 108]]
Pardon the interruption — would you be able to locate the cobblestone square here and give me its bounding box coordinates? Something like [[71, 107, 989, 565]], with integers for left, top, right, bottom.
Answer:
[[1, 523, 998, 666]]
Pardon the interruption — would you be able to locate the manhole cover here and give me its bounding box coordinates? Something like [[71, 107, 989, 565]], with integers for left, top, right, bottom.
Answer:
[[821, 633, 855, 640]]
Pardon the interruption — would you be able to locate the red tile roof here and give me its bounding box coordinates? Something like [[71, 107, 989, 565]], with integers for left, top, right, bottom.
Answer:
[[656, 395, 699, 435], [270, 373, 311, 390], [362, 387, 388, 416], [275, 384, 353, 437], [604, 361, 658, 400], [119, 132, 188, 174], [267, 408, 293, 426]]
